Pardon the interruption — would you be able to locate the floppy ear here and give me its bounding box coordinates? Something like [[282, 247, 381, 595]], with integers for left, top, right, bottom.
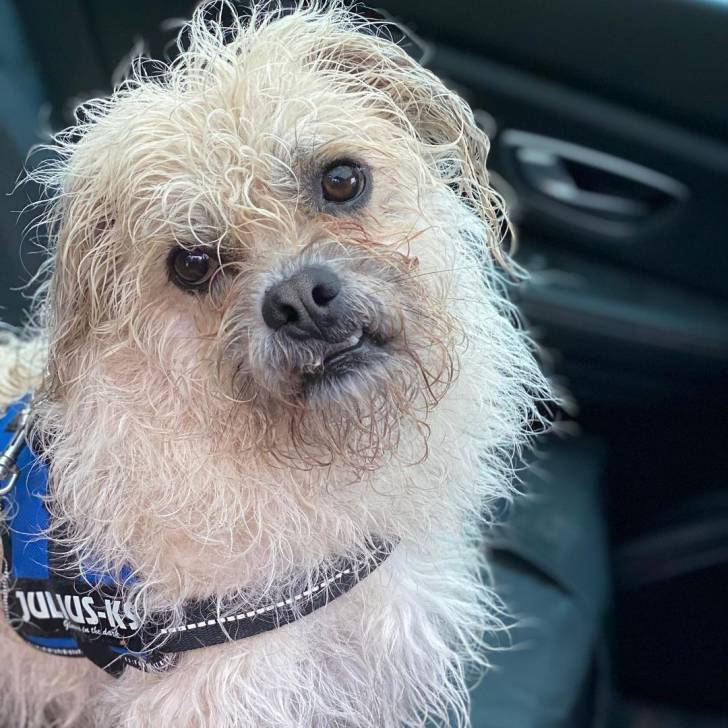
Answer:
[[312, 17, 508, 257], [42, 203, 117, 392]]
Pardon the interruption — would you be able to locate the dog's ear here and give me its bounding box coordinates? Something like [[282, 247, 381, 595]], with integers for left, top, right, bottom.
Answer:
[[314, 18, 508, 257], [41, 186, 120, 393]]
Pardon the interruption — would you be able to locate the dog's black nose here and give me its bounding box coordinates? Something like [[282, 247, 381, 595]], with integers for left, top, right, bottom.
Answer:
[[262, 265, 344, 339]]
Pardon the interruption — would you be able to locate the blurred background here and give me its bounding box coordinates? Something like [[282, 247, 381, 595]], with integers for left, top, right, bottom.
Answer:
[[0, 1, 726, 726]]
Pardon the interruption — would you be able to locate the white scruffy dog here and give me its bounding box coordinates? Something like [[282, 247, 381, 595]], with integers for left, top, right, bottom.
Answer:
[[0, 2, 549, 726]]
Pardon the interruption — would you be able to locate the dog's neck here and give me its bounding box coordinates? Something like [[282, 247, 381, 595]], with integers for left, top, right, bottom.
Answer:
[[31, 380, 474, 610]]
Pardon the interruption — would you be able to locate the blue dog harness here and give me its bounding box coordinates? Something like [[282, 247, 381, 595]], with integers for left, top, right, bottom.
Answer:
[[0, 396, 395, 676]]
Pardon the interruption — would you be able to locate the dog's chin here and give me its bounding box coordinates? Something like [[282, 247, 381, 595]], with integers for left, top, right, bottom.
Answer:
[[239, 323, 454, 468]]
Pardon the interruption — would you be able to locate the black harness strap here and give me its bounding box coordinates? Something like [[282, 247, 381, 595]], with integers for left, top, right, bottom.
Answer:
[[149, 541, 393, 656]]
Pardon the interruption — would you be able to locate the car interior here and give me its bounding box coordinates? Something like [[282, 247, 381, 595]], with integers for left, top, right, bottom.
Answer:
[[1, 1, 726, 726]]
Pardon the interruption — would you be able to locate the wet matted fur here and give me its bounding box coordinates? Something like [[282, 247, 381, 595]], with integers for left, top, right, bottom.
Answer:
[[0, 2, 550, 726]]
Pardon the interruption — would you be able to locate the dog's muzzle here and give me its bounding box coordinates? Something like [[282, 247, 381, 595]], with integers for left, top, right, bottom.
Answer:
[[261, 264, 388, 386]]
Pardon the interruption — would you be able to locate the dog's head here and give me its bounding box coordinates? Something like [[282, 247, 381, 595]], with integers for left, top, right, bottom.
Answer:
[[33, 1, 519, 473]]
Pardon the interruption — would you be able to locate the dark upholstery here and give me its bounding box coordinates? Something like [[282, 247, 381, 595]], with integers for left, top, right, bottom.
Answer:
[[0, 1, 47, 326]]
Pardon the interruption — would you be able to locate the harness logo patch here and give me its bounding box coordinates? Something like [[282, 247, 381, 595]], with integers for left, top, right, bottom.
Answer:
[[14, 589, 140, 632]]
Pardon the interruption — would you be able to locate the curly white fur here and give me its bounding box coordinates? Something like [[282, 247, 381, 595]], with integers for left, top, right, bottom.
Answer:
[[0, 2, 550, 726]]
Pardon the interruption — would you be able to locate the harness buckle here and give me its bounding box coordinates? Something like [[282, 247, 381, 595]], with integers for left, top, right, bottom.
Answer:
[[0, 403, 31, 496]]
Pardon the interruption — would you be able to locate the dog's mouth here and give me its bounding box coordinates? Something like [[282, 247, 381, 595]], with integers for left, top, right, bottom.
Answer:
[[299, 329, 389, 391]]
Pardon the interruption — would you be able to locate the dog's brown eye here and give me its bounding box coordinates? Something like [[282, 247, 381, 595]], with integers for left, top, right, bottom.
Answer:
[[169, 248, 218, 290], [321, 161, 366, 203]]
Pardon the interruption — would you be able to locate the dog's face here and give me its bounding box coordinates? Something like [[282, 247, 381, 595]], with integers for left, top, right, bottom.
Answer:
[[40, 4, 506, 471]]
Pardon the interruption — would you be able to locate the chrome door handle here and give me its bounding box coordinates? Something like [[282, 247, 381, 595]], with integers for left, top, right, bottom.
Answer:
[[514, 147, 650, 217], [501, 130, 688, 223]]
